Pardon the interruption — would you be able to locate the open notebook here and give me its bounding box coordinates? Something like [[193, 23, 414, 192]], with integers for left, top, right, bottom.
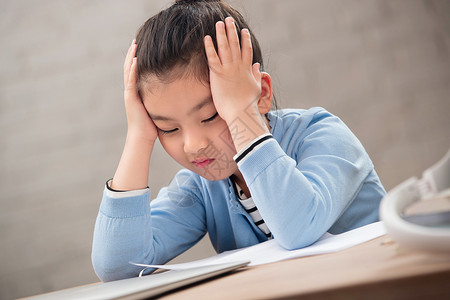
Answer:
[[27, 261, 249, 300]]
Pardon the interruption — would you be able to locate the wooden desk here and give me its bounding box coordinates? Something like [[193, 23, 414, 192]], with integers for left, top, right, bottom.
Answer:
[[159, 236, 450, 299]]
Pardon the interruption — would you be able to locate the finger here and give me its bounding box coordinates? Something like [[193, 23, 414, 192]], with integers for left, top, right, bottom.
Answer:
[[252, 62, 261, 84], [125, 57, 140, 99], [240, 29, 253, 67], [124, 39, 136, 71], [124, 42, 137, 86], [204, 35, 221, 68], [225, 17, 240, 60], [215, 21, 232, 65]]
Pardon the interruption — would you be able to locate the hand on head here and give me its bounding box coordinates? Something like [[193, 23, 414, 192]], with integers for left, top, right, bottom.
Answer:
[[123, 40, 158, 144], [204, 17, 263, 125]]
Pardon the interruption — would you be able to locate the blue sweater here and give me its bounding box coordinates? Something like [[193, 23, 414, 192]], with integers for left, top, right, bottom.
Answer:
[[92, 107, 385, 282]]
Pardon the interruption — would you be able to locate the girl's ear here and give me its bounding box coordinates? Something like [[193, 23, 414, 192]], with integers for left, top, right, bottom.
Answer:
[[258, 72, 273, 114]]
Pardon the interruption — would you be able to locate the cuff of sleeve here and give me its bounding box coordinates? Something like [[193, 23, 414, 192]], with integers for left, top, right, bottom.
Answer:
[[238, 138, 288, 184], [233, 133, 273, 165], [100, 180, 151, 218], [105, 179, 149, 199]]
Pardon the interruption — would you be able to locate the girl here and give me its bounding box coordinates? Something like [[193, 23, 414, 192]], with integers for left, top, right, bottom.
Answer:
[[92, 0, 386, 282]]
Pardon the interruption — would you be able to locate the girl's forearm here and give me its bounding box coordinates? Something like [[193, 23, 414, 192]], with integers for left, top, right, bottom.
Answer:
[[111, 132, 154, 191]]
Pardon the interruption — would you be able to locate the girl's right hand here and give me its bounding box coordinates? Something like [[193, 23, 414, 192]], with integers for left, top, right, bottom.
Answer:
[[123, 40, 158, 144], [110, 41, 156, 191]]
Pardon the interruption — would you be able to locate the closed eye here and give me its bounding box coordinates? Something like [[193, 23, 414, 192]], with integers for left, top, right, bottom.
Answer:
[[158, 127, 178, 135], [202, 112, 219, 123], [158, 112, 217, 134]]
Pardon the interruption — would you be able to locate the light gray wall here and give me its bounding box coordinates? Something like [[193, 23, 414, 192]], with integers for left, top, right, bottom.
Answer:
[[1, 0, 449, 299]]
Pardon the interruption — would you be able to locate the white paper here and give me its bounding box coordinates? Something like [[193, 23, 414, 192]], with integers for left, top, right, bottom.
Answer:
[[131, 221, 386, 272]]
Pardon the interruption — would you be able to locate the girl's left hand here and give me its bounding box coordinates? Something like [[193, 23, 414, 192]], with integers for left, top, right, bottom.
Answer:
[[204, 17, 262, 125]]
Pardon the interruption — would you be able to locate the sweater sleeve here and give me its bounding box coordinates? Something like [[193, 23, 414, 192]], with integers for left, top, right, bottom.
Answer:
[[237, 110, 375, 250], [91, 170, 207, 282]]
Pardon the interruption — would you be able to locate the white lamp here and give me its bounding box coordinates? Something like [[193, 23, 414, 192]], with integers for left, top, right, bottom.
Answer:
[[380, 148, 450, 252]]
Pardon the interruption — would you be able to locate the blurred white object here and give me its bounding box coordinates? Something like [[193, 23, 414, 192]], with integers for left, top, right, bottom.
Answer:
[[380, 149, 450, 252]]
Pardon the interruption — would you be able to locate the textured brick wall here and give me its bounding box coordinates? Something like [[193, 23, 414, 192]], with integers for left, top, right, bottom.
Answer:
[[1, 0, 449, 298]]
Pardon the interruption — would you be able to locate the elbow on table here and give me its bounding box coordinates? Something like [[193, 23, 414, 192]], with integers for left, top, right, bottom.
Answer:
[[92, 253, 135, 282], [276, 234, 317, 251], [273, 223, 325, 251], [91, 255, 114, 282]]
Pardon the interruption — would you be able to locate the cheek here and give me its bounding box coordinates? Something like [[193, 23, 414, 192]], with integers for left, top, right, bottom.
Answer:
[[213, 118, 231, 138], [159, 136, 183, 161]]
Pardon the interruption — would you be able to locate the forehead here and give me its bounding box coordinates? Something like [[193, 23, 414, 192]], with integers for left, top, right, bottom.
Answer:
[[141, 75, 213, 115]]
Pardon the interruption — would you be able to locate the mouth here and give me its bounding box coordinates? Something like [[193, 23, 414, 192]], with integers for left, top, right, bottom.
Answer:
[[192, 158, 215, 168]]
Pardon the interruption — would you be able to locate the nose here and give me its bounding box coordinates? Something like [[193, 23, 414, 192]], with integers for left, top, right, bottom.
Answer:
[[183, 129, 209, 155]]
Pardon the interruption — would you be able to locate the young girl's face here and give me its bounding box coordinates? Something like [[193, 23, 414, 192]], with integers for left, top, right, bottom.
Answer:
[[142, 75, 239, 181]]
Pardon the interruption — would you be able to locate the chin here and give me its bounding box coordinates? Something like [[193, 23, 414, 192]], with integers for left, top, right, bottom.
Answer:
[[201, 174, 229, 181], [194, 170, 232, 181]]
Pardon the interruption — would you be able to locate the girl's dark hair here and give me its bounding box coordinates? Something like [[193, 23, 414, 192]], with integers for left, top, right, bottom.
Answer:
[[135, 0, 263, 93]]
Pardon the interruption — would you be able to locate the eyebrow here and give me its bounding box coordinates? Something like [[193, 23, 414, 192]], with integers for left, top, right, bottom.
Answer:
[[149, 97, 213, 121], [190, 96, 213, 114]]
